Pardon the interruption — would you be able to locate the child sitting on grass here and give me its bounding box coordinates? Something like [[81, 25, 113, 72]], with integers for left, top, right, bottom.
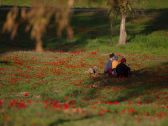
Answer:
[[104, 53, 114, 75]]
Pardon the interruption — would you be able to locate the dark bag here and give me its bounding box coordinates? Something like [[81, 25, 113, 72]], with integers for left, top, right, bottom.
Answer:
[[116, 63, 130, 77]]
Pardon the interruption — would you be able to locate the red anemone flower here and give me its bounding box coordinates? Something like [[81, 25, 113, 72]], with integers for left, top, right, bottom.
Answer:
[[0, 99, 4, 107], [23, 92, 29, 97], [137, 101, 142, 105], [8, 99, 18, 108], [128, 108, 136, 114], [17, 101, 27, 109], [91, 51, 97, 55], [63, 103, 70, 110], [113, 101, 119, 105]]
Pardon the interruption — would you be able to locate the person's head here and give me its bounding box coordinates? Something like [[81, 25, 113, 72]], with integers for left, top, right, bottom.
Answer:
[[121, 57, 126, 63], [109, 53, 115, 58], [113, 55, 118, 60]]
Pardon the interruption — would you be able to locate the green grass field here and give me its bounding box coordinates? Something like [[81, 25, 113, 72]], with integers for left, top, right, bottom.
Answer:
[[0, 50, 168, 126], [0, 1, 168, 126]]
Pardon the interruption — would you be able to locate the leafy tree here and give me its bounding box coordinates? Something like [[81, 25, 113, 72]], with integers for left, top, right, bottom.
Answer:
[[2, 0, 139, 51], [2, 0, 74, 52], [107, 0, 133, 45]]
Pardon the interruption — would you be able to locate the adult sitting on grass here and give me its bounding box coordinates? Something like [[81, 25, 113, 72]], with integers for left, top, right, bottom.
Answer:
[[116, 57, 131, 77], [104, 53, 115, 75]]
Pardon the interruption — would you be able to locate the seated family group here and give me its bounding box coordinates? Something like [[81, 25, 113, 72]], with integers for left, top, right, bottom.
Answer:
[[104, 53, 131, 77]]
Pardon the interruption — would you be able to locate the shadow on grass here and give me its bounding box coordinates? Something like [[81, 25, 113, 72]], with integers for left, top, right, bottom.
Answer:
[[0, 8, 35, 54], [128, 8, 168, 41], [1, 7, 168, 53], [141, 9, 168, 34], [0, 60, 11, 64], [83, 61, 168, 102], [0, 6, 111, 53]]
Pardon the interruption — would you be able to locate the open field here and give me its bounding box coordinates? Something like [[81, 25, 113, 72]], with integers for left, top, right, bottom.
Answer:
[[0, 50, 168, 126], [0, 3, 168, 126]]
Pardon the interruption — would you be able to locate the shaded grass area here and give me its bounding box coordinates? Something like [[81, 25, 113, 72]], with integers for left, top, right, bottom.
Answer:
[[0, 7, 168, 55]]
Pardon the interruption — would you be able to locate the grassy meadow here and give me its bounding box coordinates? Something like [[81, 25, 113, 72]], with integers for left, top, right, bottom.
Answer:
[[0, 1, 168, 126]]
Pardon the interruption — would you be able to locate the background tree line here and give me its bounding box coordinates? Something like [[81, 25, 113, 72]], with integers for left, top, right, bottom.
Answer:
[[2, 0, 141, 52]]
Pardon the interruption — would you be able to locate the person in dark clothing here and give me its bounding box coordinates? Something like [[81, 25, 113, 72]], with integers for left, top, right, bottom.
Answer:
[[116, 58, 131, 77]]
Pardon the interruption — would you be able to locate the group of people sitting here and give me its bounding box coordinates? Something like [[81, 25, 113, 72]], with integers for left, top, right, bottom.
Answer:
[[104, 53, 131, 77]]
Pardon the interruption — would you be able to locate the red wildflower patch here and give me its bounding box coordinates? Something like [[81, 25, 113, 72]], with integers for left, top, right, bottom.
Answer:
[[9, 78, 22, 84], [23, 92, 29, 97], [17, 101, 27, 109], [34, 72, 45, 78], [43, 100, 49, 109], [128, 108, 136, 114], [90, 51, 97, 55], [63, 103, 70, 110], [50, 68, 63, 75], [13, 57, 24, 66], [47, 61, 65, 66], [51, 100, 61, 109], [27, 100, 32, 105], [156, 112, 167, 118], [137, 101, 142, 105], [26, 65, 33, 69], [18, 73, 31, 79], [8, 99, 18, 108], [121, 109, 127, 114], [0, 68, 6, 71], [104, 101, 113, 105], [156, 96, 160, 99], [104, 101, 119, 105], [113, 101, 119, 105], [64, 64, 82, 69], [121, 108, 137, 115], [98, 109, 109, 116], [0, 99, 4, 107]]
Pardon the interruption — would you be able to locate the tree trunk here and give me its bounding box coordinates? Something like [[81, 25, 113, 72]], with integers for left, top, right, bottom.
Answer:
[[35, 38, 43, 52], [118, 14, 127, 45], [109, 16, 113, 41]]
